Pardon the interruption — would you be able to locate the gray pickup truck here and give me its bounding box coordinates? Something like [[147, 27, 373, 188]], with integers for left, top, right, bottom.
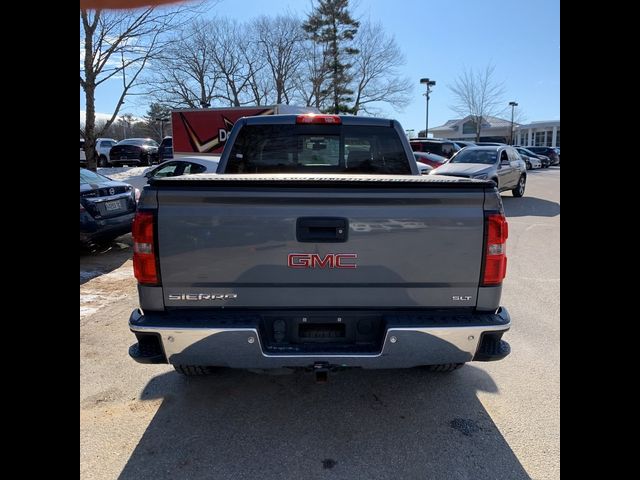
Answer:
[[128, 114, 511, 379]]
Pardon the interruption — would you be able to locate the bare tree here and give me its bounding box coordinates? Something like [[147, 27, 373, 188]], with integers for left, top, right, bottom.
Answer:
[[252, 15, 306, 105], [210, 17, 263, 107], [145, 19, 221, 109], [350, 21, 413, 115], [80, 4, 200, 170], [448, 64, 507, 142], [294, 40, 331, 109]]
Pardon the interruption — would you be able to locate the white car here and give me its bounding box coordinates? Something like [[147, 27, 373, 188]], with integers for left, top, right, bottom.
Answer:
[[143, 156, 220, 182], [416, 161, 433, 175], [515, 147, 542, 170], [96, 138, 118, 167], [80, 139, 86, 165]]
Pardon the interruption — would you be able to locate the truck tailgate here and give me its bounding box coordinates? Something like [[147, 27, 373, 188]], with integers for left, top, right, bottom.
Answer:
[[154, 175, 489, 309]]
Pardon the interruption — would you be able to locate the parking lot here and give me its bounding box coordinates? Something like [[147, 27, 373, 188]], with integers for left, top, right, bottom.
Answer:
[[80, 167, 559, 480]]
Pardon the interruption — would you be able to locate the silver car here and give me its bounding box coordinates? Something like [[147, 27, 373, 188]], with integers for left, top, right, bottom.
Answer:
[[429, 146, 527, 197]]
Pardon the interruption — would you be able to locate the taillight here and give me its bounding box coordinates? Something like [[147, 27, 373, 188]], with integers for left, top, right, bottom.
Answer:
[[481, 213, 508, 286], [132, 211, 158, 285], [296, 114, 341, 124]]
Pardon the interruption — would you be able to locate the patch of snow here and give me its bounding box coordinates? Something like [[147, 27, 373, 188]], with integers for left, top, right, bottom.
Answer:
[[80, 306, 99, 317], [97, 166, 148, 190]]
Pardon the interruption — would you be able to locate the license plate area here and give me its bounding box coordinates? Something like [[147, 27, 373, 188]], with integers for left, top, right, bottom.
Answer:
[[104, 200, 123, 211], [299, 322, 345, 340], [260, 314, 384, 354]]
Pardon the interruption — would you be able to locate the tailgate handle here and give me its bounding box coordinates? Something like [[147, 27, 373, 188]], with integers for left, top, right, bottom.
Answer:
[[296, 217, 348, 243]]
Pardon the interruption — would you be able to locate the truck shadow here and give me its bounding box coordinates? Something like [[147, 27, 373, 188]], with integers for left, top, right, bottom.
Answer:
[[118, 366, 531, 479], [502, 196, 559, 218]]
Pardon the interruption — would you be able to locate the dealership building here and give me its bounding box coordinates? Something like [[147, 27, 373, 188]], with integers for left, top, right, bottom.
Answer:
[[427, 116, 560, 147], [514, 120, 560, 148]]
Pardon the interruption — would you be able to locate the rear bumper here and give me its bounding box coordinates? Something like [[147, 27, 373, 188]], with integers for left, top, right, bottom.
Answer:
[[80, 211, 134, 243], [129, 307, 511, 369]]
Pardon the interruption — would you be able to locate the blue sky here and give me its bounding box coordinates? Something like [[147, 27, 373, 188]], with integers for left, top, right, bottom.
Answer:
[[82, 0, 559, 133]]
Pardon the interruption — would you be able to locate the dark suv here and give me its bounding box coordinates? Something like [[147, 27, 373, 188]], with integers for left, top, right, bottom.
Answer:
[[158, 136, 173, 163], [525, 147, 559, 165], [409, 139, 460, 159]]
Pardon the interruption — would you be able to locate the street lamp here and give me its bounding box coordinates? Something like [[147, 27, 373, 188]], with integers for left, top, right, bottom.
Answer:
[[509, 101, 518, 145], [420, 78, 436, 138]]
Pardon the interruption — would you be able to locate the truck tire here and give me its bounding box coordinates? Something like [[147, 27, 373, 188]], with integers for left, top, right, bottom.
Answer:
[[512, 175, 526, 197], [424, 363, 465, 372], [98, 155, 108, 167], [173, 365, 214, 376]]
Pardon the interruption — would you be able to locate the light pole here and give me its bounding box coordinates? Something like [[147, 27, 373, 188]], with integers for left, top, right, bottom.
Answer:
[[420, 78, 436, 138], [509, 101, 518, 145], [154, 117, 170, 139]]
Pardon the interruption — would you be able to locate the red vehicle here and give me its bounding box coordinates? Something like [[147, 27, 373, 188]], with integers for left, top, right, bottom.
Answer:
[[413, 151, 449, 169], [171, 105, 319, 157]]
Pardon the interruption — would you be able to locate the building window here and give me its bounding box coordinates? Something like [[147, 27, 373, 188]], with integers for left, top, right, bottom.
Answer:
[[535, 131, 545, 146], [462, 121, 476, 134], [545, 130, 553, 146]]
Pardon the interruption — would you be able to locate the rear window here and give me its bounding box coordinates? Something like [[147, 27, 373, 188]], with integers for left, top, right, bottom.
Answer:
[[117, 139, 159, 147], [226, 125, 411, 174], [449, 149, 497, 165], [80, 169, 110, 184]]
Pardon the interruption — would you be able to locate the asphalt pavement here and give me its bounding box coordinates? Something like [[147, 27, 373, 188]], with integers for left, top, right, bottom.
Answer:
[[80, 166, 560, 480]]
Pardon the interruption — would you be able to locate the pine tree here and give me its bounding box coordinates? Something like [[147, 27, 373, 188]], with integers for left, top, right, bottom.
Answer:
[[303, 0, 359, 114]]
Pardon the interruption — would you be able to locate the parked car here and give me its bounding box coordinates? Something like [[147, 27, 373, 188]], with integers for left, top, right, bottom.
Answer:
[[80, 139, 86, 166], [108, 138, 160, 166], [430, 146, 527, 197], [413, 151, 448, 169], [95, 138, 118, 167], [143, 157, 220, 183], [415, 161, 433, 175], [158, 136, 173, 163], [514, 147, 542, 170], [80, 168, 139, 246], [514, 146, 551, 167], [453, 140, 476, 149], [409, 138, 460, 158], [474, 142, 507, 146], [525, 146, 560, 165]]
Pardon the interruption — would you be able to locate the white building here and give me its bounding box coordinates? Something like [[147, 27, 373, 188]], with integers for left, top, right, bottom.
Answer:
[[428, 115, 515, 143], [514, 120, 560, 148], [427, 115, 560, 147]]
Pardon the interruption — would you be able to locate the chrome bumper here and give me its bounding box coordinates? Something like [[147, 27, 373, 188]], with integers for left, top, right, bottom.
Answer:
[[129, 308, 511, 369]]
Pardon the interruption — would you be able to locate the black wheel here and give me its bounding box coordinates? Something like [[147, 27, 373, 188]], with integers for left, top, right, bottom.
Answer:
[[173, 365, 214, 376], [512, 175, 526, 197], [526, 161, 531, 170], [141, 155, 150, 166], [423, 363, 465, 372], [98, 155, 108, 167]]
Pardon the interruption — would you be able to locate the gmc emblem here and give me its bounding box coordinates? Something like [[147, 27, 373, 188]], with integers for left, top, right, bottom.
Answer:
[[287, 253, 358, 269]]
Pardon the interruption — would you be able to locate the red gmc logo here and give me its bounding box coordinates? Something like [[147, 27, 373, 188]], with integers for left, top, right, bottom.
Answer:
[[287, 253, 358, 269]]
